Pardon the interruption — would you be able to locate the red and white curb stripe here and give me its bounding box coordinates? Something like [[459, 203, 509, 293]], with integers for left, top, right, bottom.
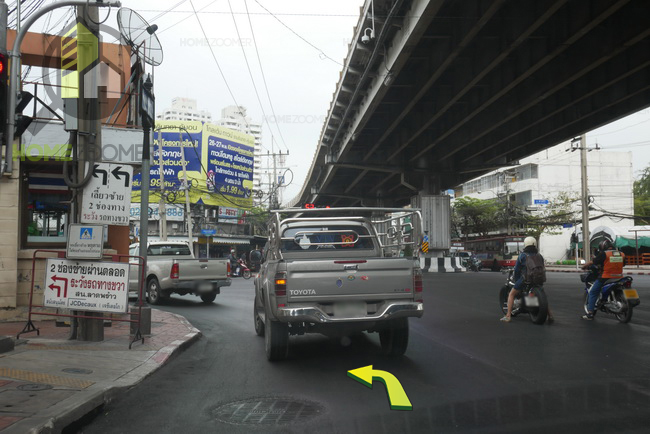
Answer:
[[151, 313, 201, 365]]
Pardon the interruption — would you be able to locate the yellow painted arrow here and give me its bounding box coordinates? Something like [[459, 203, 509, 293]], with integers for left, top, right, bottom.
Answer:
[[347, 365, 412, 411]]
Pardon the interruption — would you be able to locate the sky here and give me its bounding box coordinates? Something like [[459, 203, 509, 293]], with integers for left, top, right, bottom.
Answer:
[[17, 0, 650, 203]]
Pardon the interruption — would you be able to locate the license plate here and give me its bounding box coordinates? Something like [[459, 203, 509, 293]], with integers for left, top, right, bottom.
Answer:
[[333, 302, 367, 318], [524, 296, 539, 307], [198, 283, 213, 292], [623, 289, 639, 300]]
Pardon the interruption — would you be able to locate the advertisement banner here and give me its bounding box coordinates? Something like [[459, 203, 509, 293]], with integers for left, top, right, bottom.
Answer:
[[218, 206, 248, 224], [131, 122, 254, 209], [129, 203, 185, 221], [202, 123, 254, 208], [131, 120, 204, 196]]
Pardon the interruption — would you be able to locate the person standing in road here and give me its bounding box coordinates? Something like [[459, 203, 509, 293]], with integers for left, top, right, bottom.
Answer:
[[501, 236, 555, 323], [581, 239, 625, 320]]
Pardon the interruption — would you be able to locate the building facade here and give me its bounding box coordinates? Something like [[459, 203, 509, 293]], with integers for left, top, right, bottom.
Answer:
[[456, 141, 634, 262], [157, 97, 213, 123]]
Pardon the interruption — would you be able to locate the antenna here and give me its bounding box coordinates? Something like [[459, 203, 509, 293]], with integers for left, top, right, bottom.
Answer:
[[117, 8, 163, 66]]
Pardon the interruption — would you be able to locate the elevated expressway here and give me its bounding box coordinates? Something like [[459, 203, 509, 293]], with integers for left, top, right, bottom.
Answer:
[[291, 0, 650, 209]]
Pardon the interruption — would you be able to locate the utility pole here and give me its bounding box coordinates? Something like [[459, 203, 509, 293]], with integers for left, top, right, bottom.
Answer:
[[157, 129, 166, 240], [180, 130, 193, 253], [76, 4, 103, 341], [263, 149, 289, 210], [580, 133, 590, 263]]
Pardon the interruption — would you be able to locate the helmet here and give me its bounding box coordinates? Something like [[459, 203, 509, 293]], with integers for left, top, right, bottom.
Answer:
[[524, 236, 537, 248], [599, 239, 613, 251]]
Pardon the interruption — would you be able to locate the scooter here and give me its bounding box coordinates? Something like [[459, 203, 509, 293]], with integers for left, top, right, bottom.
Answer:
[[233, 258, 252, 280], [581, 265, 640, 323]]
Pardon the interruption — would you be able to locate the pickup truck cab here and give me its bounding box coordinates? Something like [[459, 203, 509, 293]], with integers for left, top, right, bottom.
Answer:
[[254, 207, 424, 360], [129, 242, 231, 304]]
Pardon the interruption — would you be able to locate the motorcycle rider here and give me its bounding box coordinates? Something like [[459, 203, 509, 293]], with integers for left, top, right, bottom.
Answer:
[[581, 239, 625, 320], [229, 250, 239, 276], [501, 236, 554, 323]]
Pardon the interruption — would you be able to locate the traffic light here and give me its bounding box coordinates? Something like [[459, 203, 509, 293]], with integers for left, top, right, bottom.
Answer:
[[14, 90, 33, 138]]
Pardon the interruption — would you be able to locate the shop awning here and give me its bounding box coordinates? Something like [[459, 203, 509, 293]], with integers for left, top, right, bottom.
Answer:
[[201, 237, 251, 245]]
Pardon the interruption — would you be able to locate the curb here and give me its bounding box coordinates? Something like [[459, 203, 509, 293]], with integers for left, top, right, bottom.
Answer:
[[547, 268, 650, 275], [5, 313, 202, 434]]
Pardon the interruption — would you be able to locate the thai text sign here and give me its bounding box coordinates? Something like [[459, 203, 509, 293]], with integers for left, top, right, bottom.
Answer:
[[82, 163, 133, 226], [67, 224, 104, 259], [44, 259, 129, 313], [131, 122, 254, 208]]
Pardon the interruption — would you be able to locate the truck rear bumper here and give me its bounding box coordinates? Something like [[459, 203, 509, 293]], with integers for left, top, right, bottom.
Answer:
[[275, 302, 423, 323]]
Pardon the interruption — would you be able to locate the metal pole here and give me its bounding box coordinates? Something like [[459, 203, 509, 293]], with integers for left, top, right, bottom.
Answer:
[[635, 230, 639, 268], [180, 130, 193, 253], [3, 0, 120, 174], [158, 129, 166, 240], [580, 134, 590, 263], [138, 127, 151, 305]]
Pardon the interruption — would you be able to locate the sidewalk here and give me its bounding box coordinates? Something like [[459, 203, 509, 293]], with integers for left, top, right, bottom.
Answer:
[[546, 265, 650, 275], [0, 309, 200, 433]]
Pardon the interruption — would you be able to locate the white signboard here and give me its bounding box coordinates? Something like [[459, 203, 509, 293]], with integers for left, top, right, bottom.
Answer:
[[67, 224, 104, 259], [82, 163, 133, 226], [44, 258, 129, 313], [218, 206, 247, 224], [129, 203, 185, 221]]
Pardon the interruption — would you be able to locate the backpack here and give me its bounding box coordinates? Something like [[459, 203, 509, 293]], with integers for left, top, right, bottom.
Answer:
[[524, 253, 546, 285]]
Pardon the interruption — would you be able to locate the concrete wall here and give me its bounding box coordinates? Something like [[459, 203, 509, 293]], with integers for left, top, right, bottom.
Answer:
[[0, 169, 20, 309]]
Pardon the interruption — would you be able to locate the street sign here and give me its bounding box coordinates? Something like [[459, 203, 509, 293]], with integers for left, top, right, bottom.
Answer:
[[562, 223, 574, 228], [534, 199, 549, 205], [44, 258, 129, 313], [82, 163, 133, 226], [66, 224, 104, 259], [201, 229, 217, 236]]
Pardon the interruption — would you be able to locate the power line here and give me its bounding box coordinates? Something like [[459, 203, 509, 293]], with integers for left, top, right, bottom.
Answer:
[[244, 0, 289, 152], [252, 0, 343, 66], [227, 0, 279, 153]]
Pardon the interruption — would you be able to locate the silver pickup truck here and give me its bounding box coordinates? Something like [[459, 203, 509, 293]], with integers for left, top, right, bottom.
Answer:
[[254, 207, 424, 361], [129, 242, 231, 304]]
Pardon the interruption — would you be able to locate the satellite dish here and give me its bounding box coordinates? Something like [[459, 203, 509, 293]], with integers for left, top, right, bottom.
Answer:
[[117, 8, 163, 66]]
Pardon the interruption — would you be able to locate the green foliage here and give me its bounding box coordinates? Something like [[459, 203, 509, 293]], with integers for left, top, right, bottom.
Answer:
[[522, 192, 580, 242], [452, 197, 505, 238], [633, 167, 650, 224], [244, 206, 271, 236]]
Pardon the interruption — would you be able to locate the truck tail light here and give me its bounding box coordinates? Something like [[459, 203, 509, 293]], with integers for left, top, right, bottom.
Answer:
[[413, 269, 423, 302], [171, 263, 179, 279], [227, 261, 231, 277], [274, 272, 287, 296]]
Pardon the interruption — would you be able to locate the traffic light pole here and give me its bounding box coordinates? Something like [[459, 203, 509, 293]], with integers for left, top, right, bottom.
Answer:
[[2, 0, 120, 175]]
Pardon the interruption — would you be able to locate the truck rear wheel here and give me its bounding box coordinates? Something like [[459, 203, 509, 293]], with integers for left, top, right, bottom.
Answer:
[[146, 278, 166, 305], [254, 295, 265, 337], [200, 293, 217, 303], [265, 320, 288, 361], [379, 318, 409, 356]]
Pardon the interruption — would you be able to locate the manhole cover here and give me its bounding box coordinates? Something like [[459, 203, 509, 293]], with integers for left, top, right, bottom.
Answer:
[[212, 397, 324, 425], [17, 384, 53, 391], [62, 368, 93, 374]]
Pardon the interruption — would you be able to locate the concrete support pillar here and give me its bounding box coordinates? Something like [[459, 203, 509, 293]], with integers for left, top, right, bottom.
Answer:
[[411, 192, 451, 265]]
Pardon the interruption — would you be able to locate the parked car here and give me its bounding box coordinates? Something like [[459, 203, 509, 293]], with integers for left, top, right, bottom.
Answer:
[[128, 242, 231, 304], [254, 207, 425, 360]]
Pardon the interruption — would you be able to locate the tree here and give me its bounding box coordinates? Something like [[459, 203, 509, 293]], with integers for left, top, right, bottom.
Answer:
[[452, 197, 505, 239], [633, 166, 650, 224], [522, 192, 580, 242]]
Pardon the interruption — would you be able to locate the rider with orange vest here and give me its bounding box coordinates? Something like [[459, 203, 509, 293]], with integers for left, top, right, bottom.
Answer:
[[582, 239, 625, 320]]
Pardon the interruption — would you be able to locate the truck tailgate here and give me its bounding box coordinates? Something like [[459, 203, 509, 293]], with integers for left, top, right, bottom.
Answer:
[[285, 258, 414, 300], [175, 259, 228, 281]]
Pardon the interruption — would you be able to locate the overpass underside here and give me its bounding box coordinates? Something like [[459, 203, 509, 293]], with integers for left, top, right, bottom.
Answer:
[[296, 0, 650, 208]]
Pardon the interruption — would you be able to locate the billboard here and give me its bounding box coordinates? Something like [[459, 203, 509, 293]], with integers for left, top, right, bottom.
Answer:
[[131, 121, 254, 208]]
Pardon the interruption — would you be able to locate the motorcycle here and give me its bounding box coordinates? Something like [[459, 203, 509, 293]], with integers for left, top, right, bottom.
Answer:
[[466, 256, 482, 272], [499, 268, 548, 324], [581, 265, 640, 323], [233, 258, 252, 280]]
